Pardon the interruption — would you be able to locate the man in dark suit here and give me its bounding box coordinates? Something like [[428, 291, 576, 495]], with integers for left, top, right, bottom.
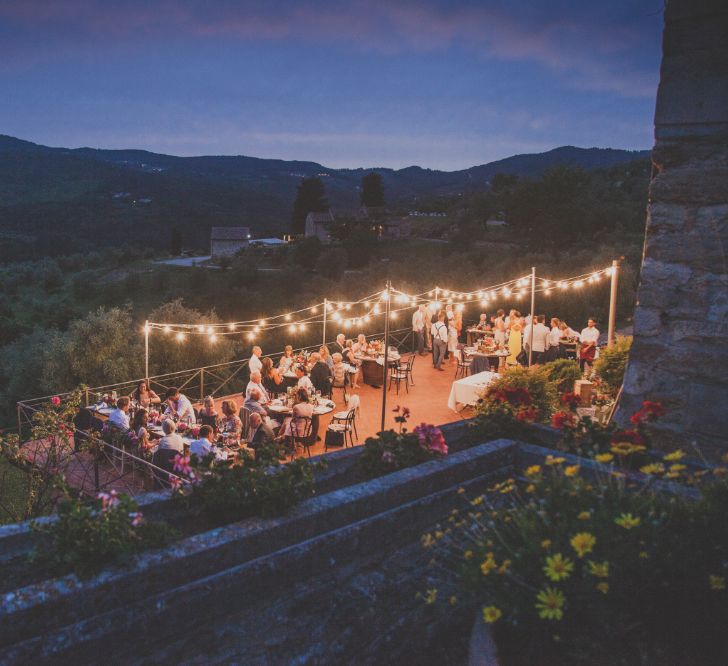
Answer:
[[248, 412, 275, 451], [309, 352, 333, 395]]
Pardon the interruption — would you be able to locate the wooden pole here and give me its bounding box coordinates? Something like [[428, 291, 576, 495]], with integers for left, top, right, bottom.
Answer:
[[607, 259, 620, 349], [322, 298, 328, 346], [528, 267, 536, 366], [380, 281, 391, 433]]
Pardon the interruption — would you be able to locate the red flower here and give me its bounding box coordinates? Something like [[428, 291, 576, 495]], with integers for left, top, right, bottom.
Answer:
[[552, 411, 576, 430], [503, 387, 532, 407], [630, 400, 665, 424], [610, 430, 645, 446], [516, 407, 539, 422], [560, 392, 580, 409], [413, 423, 448, 455], [51, 396, 61, 406]]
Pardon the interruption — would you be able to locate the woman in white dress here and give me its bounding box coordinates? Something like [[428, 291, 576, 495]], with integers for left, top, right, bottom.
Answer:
[[447, 319, 459, 365]]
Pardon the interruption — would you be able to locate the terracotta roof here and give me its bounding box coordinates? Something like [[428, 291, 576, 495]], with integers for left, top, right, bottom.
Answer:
[[210, 227, 251, 241]]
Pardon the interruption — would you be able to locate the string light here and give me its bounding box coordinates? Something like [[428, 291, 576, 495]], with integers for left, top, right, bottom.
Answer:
[[176, 332, 185, 342], [209, 334, 217, 343], [163, 325, 171, 334], [228, 323, 236, 331], [197, 325, 205, 333]]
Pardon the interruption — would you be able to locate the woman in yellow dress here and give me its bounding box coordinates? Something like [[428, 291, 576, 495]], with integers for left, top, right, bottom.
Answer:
[[507, 312, 523, 366]]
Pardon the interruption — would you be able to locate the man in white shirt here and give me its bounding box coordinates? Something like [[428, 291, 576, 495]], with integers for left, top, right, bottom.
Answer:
[[334, 334, 346, 354], [164, 388, 196, 424], [157, 419, 185, 453], [523, 315, 551, 365], [246, 371, 270, 405], [548, 317, 562, 361], [108, 396, 131, 430], [579, 318, 601, 372], [431, 312, 449, 371], [249, 346, 263, 374], [412, 305, 426, 355], [189, 425, 215, 459], [295, 364, 315, 393]]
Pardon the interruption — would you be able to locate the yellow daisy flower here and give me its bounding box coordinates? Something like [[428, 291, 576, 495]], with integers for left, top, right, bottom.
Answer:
[[564, 465, 580, 477], [614, 513, 641, 529], [669, 463, 686, 473], [545, 455, 566, 466], [421, 533, 435, 548], [541, 539, 552, 550], [483, 606, 502, 623], [588, 560, 609, 578], [526, 484, 536, 494], [570, 532, 596, 558], [543, 553, 574, 582], [535, 587, 565, 620], [595, 453, 614, 464], [640, 463, 665, 475], [663, 449, 685, 462], [577, 511, 590, 520], [709, 575, 726, 591], [525, 465, 542, 477], [596, 582, 609, 594], [463, 550, 474, 560], [424, 588, 438, 605], [480, 554, 497, 576]]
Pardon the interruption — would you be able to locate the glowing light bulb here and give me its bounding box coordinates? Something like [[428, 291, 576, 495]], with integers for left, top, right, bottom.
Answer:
[[176, 332, 185, 342], [456, 304, 464, 312], [247, 332, 255, 341], [299, 323, 306, 331], [332, 312, 341, 321], [503, 288, 511, 296], [228, 323, 236, 331], [442, 290, 450, 297], [289, 324, 296, 333], [310, 307, 318, 314], [345, 303, 351, 310], [285, 314, 291, 321], [481, 300, 488, 307], [197, 325, 205, 333], [544, 288, 552, 295], [259, 319, 266, 327], [253, 326, 260, 333], [558, 282, 567, 290], [390, 312, 398, 320], [373, 305, 381, 315], [542, 280, 550, 289], [343, 319, 351, 329], [364, 315, 371, 323], [206, 326, 214, 335], [163, 325, 171, 334], [574, 280, 584, 288], [210, 334, 217, 343], [364, 301, 370, 308], [592, 273, 600, 281]]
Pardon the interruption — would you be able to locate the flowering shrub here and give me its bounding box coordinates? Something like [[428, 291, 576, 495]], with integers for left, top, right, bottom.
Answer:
[[358, 406, 448, 478], [593, 336, 632, 395], [541, 359, 582, 394], [31, 491, 177, 577], [423, 458, 728, 664], [172, 445, 317, 524]]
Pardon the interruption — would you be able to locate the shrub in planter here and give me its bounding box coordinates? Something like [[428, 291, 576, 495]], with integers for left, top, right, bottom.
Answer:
[[593, 336, 632, 396], [423, 458, 728, 665], [358, 407, 448, 478], [31, 491, 177, 577], [173, 446, 318, 525], [541, 358, 582, 394]]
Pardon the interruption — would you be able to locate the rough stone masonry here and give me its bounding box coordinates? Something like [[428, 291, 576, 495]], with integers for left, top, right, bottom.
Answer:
[[617, 0, 728, 455]]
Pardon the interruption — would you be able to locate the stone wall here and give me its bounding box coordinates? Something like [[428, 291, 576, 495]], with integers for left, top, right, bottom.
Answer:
[[617, 0, 728, 454]]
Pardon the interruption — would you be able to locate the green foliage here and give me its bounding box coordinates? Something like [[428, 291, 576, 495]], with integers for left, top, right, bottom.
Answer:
[[316, 248, 347, 280], [343, 228, 376, 268], [31, 492, 177, 578], [291, 177, 328, 235], [594, 336, 632, 395], [427, 460, 728, 664], [292, 236, 322, 269], [177, 452, 317, 525], [360, 172, 385, 207], [541, 359, 582, 394]]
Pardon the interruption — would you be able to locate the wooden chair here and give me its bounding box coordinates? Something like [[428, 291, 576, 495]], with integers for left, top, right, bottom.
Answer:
[[455, 349, 472, 379], [288, 416, 314, 458], [326, 407, 356, 449], [389, 354, 415, 394], [331, 394, 360, 442]]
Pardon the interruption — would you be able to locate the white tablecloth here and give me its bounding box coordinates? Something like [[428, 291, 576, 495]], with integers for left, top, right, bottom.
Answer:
[[447, 371, 498, 411]]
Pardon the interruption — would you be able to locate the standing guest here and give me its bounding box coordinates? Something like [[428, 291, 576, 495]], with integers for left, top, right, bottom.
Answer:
[[131, 408, 151, 449], [157, 419, 184, 453], [412, 305, 426, 355], [476, 313, 489, 330], [494, 309, 507, 346], [249, 346, 263, 374], [246, 371, 271, 405], [424, 302, 437, 351], [198, 395, 220, 432], [333, 334, 346, 354], [220, 399, 242, 443], [454, 307, 463, 342], [261, 357, 283, 396], [579, 318, 601, 373], [278, 345, 295, 372], [294, 364, 315, 394], [447, 315, 459, 365], [164, 388, 196, 424], [309, 352, 333, 395], [547, 318, 562, 361], [523, 315, 551, 365], [431, 312, 449, 371], [244, 388, 269, 418], [353, 334, 369, 354], [189, 425, 215, 459], [331, 352, 349, 390], [248, 412, 275, 452], [340, 345, 361, 388], [507, 311, 523, 366], [108, 396, 131, 430], [505, 309, 518, 331], [131, 381, 160, 409], [319, 345, 334, 369]]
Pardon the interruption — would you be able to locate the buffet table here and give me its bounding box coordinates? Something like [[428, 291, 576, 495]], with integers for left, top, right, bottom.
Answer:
[[447, 371, 498, 412]]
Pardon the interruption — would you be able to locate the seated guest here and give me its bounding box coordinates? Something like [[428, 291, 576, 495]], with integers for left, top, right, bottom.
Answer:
[[220, 399, 242, 443], [309, 352, 332, 395], [278, 345, 295, 372], [131, 408, 152, 450], [108, 396, 131, 430], [319, 345, 334, 369], [261, 357, 283, 396], [189, 424, 215, 459], [246, 371, 271, 404], [244, 388, 268, 417], [198, 395, 220, 432], [164, 387, 196, 424], [249, 345, 263, 374], [157, 419, 184, 453], [333, 333, 346, 354], [131, 380, 160, 408], [331, 352, 349, 389], [248, 412, 275, 451], [280, 388, 314, 438], [294, 364, 315, 394], [353, 333, 369, 354]]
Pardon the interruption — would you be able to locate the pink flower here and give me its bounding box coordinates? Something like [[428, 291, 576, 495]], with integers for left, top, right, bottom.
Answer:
[[413, 423, 449, 456], [173, 454, 192, 476], [177, 422, 187, 432], [51, 396, 61, 406], [129, 512, 144, 527], [97, 489, 120, 512], [191, 426, 201, 438], [170, 476, 183, 491]]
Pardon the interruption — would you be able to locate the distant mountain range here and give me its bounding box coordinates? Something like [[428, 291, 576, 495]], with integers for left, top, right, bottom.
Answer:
[[0, 134, 650, 260]]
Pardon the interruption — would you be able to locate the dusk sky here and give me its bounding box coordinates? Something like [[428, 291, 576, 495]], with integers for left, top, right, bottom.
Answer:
[[1, 1, 664, 170]]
